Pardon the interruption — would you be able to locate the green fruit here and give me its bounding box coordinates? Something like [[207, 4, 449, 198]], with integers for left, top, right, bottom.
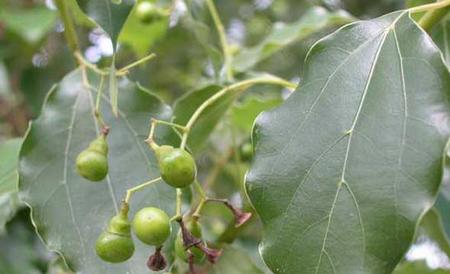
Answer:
[[240, 142, 253, 161], [135, 1, 163, 24], [76, 135, 108, 182], [95, 232, 135, 263], [174, 221, 205, 263], [132, 207, 170, 246], [155, 146, 196, 188], [96, 213, 134, 263]]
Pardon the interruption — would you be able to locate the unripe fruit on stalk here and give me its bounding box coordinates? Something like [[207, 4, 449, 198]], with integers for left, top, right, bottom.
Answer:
[[135, 1, 164, 24], [76, 135, 108, 182], [174, 220, 205, 263], [154, 145, 197, 188], [132, 207, 171, 246], [240, 142, 253, 161], [95, 213, 134, 263]]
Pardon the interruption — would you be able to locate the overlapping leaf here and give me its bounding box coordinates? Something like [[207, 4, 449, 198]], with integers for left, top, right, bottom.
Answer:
[[119, 8, 168, 56], [173, 84, 228, 153], [432, 18, 450, 66], [394, 208, 450, 273], [75, 0, 134, 48], [210, 246, 265, 274], [231, 95, 283, 133], [19, 69, 176, 273], [232, 6, 354, 72], [0, 138, 23, 234], [246, 11, 450, 273]]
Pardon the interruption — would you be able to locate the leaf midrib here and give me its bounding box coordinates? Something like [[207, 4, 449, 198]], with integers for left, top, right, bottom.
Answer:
[[274, 26, 390, 271], [314, 15, 406, 273]]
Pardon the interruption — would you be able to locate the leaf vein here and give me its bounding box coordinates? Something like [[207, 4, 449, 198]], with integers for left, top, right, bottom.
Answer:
[[62, 91, 88, 263]]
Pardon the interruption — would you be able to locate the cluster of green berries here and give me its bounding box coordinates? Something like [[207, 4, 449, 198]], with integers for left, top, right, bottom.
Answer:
[[75, 132, 202, 269], [75, 127, 251, 270], [95, 205, 171, 269], [75, 132, 196, 189]]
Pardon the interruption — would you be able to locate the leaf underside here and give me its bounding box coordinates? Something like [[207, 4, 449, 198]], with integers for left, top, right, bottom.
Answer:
[[246, 11, 450, 274], [19, 69, 176, 273]]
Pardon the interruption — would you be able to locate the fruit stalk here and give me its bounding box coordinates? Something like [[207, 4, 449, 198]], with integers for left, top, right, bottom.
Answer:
[[179, 76, 297, 149], [124, 177, 161, 204]]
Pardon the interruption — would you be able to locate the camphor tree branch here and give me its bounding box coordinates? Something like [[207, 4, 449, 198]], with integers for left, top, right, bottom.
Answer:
[[54, 0, 80, 53], [179, 75, 297, 149], [416, 0, 450, 31], [409, 0, 450, 13], [205, 0, 234, 81]]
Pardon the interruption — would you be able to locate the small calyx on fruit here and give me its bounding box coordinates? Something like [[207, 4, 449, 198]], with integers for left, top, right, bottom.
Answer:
[[95, 205, 134, 263], [174, 219, 204, 264], [147, 246, 167, 271], [154, 145, 197, 188], [76, 129, 109, 182], [135, 0, 165, 24], [206, 198, 252, 228], [132, 207, 171, 246], [222, 200, 252, 227], [175, 219, 222, 266]]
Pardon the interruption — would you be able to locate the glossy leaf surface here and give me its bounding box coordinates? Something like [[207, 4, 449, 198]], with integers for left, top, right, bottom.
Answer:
[[246, 11, 450, 274]]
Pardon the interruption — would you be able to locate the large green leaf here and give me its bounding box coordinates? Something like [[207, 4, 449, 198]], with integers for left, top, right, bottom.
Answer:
[[246, 11, 450, 274], [19, 70, 176, 273], [232, 6, 354, 72], [75, 0, 134, 48]]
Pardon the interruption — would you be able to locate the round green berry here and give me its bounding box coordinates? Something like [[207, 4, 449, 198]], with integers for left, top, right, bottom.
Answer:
[[95, 213, 134, 263], [240, 142, 253, 161], [135, 1, 163, 24], [95, 232, 134, 263], [76, 150, 108, 181], [155, 146, 196, 188], [132, 207, 170, 246], [76, 135, 108, 182]]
